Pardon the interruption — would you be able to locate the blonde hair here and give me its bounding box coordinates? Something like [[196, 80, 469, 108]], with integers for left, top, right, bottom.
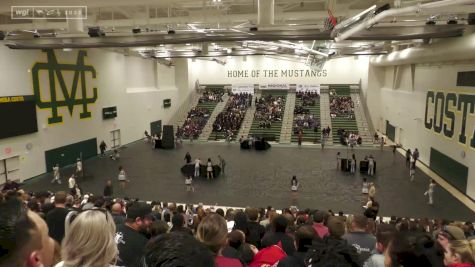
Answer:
[[449, 240, 475, 265], [61, 209, 118, 267], [195, 214, 228, 254]]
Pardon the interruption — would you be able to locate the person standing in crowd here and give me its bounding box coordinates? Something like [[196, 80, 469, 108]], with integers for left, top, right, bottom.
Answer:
[[51, 163, 61, 184], [364, 224, 396, 267], [68, 174, 76, 195], [443, 239, 475, 267], [291, 175, 299, 192], [103, 180, 113, 198], [99, 140, 107, 157], [261, 215, 295, 256], [218, 155, 226, 175], [351, 154, 357, 174], [57, 208, 117, 267], [343, 215, 376, 263], [312, 210, 329, 239], [336, 152, 341, 170], [46, 191, 70, 244], [368, 155, 375, 176], [75, 158, 82, 178], [362, 178, 369, 195], [116, 202, 153, 267], [194, 158, 201, 178], [184, 152, 192, 164], [409, 159, 416, 182], [185, 175, 194, 192], [424, 179, 436, 205], [405, 149, 412, 168], [297, 130, 303, 147], [413, 148, 420, 166], [0, 199, 55, 267], [207, 158, 214, 180], [118, 166, 127, 190], [278, 225, 316, 267], [196, 213, 243, 267]]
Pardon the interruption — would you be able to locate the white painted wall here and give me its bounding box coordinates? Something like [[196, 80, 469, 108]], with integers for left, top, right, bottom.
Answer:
[[0, 46, 192, 181], [187, 55, 370, 86], [365, 62, 475, 198]]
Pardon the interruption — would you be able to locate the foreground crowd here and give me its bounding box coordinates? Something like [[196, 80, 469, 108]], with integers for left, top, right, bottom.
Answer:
[[1, 188, 474, 267]]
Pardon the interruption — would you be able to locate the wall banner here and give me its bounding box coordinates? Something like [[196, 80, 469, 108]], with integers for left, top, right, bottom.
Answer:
[[296, 84, 321, 93], [231, 84, 255, 94], [259, 84, 290, 90]]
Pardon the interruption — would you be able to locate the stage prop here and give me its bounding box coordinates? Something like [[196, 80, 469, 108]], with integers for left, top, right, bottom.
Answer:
[[240, 140, 271, 150], [359, 160, 377, 174], [161, 125, 175, 149], [181, 164, 222, 178]]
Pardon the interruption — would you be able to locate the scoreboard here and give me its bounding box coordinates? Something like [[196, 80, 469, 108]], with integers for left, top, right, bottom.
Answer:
[[0, 95, 38, 139]]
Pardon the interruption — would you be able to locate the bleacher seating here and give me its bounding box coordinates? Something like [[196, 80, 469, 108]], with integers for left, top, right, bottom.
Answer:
[[291, 92, 321, 143], [329, 85, 359, 144], [209, 93, 251, 141], [248, 90, 287, 142]]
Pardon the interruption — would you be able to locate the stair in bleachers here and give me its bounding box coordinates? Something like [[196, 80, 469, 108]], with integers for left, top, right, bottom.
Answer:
[[199, 94, 230, 141], [319, 89, 333, 144], [291, 96, 321, 143], [350, 92, 374, 146], [279, 91, 295, 144], [237, 92, 260, 140], [249, 90, 287, 142]]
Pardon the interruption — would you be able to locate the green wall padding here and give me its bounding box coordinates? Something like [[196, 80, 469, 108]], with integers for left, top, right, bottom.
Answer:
[[386, 120, 396, 142], [430, 147, 468, 194], [45, 138, 97, 172]]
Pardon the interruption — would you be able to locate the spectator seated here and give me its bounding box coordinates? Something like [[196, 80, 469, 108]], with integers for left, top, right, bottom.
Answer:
[[330, 96, 355, 119]]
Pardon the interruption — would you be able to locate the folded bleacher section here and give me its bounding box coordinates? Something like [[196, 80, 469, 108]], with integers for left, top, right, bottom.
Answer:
[[291, 91, 321, 143], [248, 90, 287, 142]]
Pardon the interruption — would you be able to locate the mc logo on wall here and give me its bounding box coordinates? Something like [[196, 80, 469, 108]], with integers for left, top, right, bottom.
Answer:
[[32, 49, 98, 124]]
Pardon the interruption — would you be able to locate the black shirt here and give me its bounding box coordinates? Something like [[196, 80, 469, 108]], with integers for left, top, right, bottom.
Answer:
[[277, 251, 307, 267], [247, 221, 265, 248], [116, 223, 149, 267], [46, 207, 70, 243], [185, 154, 192, 164], [104, 185, 113, 197]]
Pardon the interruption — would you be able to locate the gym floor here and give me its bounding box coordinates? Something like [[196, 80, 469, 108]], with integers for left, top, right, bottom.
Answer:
[[23, 141, 475, 221]]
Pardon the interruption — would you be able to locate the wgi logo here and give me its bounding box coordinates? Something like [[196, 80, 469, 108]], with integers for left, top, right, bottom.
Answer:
[[32, 49, 98, 124]]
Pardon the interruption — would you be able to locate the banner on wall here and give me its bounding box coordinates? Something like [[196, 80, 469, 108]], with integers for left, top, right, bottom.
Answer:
[[296, 84, 320, 93], [231, 84, 255, 94], [259, 84, 290, 90]]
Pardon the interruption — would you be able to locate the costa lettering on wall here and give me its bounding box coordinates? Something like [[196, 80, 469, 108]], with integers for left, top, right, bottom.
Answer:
[[424, 90, 475, 148], [32, 49, 98, 125]]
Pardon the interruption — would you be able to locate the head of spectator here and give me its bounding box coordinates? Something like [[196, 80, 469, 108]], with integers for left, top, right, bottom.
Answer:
[[144, 232, 216, 267], [272, 215, 289, 233], [126, 201, 153, 236], [233, 211, 249, 233], [148, 220, 169, 239], [196, 213, 228, 255], [385, 231, 439, 267], [216, 208, 225, 217], [444, 239, 475, 266], [295, 225, 316, 252], [111, 202, 123, 215], [313, 210, 324, 225], [246, 208, 259, 222], [305, 235, 360, 267], [228, 230, 246, 250], [350, 215, 368, 233], [0, 199, 55, 267], [438, 225, 466, 250], [375, 224, 396, 254], [172, 213, 185, 228], [327, 216, 346, 239], [61, 208, 117, 267], [54, 191, 67, 208]]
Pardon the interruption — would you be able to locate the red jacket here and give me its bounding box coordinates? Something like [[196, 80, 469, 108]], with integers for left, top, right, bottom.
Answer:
[[447, 264, 474, 267]]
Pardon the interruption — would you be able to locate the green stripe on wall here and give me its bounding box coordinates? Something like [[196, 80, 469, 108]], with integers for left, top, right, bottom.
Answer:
[[430, 147, 468, 194]]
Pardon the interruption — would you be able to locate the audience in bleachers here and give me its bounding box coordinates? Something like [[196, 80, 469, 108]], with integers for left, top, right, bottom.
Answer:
[[330, 96, 354, 119], [254, 94, 285, 128], [199, 90, 224, 103], [212, 93, 250, 140], [1, 186, 475, 267], [178, 107, 210, 139], [296, 91, 320, 106], [337, 128, 362, 146]]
